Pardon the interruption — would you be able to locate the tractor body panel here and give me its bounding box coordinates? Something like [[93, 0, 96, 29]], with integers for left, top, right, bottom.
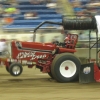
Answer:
[[11, 41, 56, 63], [0, 33, 78, 77]]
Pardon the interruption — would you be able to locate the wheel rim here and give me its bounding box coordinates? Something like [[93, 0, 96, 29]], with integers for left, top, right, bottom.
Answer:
[[12, 66, 21, 75], [59, 60, 76, 78]]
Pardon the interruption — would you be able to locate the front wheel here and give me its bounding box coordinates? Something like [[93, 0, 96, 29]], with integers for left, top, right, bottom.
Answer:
[[9, 63, 23, 76], [51, 53, 81, 83]]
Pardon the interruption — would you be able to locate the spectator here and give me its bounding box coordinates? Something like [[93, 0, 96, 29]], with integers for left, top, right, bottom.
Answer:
[[0, 0, 8, 4], [2, 7, 20, 25], [46, 0, 57, 8], [46, 2, 57, 9], [38, 0, 47, 4], [8, 0, 19, 6], [24, 12, 38, 19], [71, 1, 83, 15], [2, 17, 14, 25], [30, 0, 41, 5]]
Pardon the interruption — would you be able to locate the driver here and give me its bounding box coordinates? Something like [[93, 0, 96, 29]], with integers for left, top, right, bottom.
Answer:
[[64, 35, 70, 44]]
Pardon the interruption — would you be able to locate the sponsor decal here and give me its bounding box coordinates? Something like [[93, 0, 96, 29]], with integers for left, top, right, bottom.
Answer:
[[16, 51, 47, 60], [83, 67, 91, 74]]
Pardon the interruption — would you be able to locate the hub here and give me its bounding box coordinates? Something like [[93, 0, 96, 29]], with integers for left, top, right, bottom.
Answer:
[[65, 66, 69, 70]]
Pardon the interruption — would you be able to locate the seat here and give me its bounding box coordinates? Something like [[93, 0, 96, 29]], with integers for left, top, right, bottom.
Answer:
[[64, 34, 78, 49]]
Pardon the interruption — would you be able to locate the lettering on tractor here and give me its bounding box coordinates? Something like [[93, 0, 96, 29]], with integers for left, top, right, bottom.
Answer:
[[16, 52, 47, 60]]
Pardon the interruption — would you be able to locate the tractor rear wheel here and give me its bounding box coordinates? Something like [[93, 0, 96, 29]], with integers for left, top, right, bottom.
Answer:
[[48, 71, 54, 79], [51, 53, 81, 83]]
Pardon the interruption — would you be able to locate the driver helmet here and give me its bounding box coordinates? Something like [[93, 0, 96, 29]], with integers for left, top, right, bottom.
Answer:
[[64, 36, 70, 43]]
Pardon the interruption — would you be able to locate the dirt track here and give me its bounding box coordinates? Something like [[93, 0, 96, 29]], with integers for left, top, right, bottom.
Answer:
[[0, 67, 100, 100]]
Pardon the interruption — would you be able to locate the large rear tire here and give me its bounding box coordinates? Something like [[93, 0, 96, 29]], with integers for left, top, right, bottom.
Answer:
[[51, 53, 81, 83], [48, 71, 54, 79]]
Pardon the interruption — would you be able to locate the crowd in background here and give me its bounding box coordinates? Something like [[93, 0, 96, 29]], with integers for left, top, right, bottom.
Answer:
[[0, 0, 100, 51], [72, 0, 100, 15], [0, 0, 57, 25], [56, 0, 100, 15], [0, 0, 100, 24]]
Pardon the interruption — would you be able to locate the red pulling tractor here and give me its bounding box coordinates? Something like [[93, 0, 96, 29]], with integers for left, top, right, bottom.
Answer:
[[1, 15, 100, 83]]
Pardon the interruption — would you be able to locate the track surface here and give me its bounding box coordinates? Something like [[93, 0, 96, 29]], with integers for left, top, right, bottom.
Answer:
[[0, 67, 100, 100]]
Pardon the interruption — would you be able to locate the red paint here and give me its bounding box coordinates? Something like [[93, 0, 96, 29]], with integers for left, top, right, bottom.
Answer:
[[65, 66, 68, 70], [94, 63, 100, 82], [59, 48, 76, 53], [1, 34, 79, 73]]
